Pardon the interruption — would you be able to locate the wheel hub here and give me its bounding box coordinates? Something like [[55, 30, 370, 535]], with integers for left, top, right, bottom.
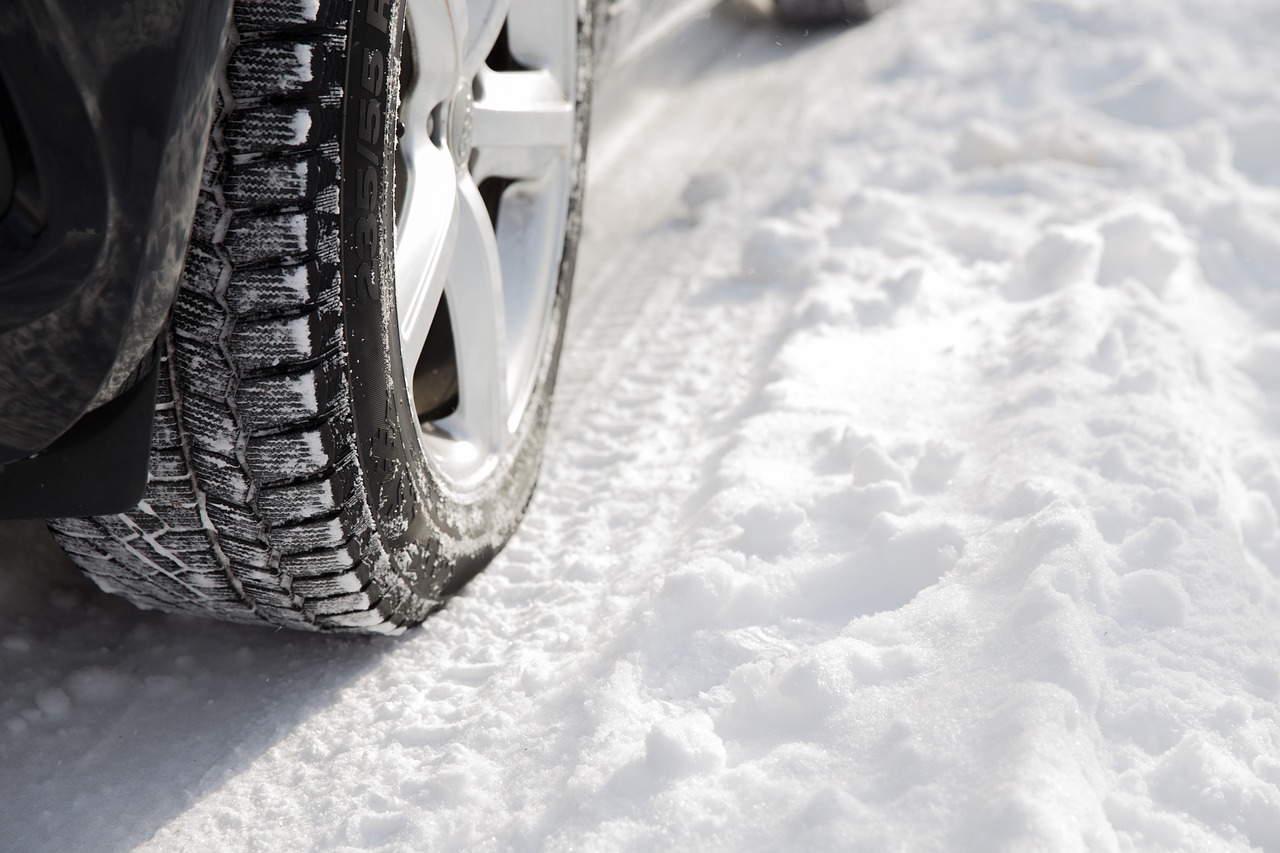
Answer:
[[445, 81, 474, 171]]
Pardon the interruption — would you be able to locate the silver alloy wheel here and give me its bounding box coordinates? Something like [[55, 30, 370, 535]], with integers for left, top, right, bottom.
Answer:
[[396, 0, 578, 491]]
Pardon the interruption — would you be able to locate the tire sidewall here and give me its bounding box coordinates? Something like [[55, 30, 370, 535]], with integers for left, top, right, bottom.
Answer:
[[341, 0, 592, 602]]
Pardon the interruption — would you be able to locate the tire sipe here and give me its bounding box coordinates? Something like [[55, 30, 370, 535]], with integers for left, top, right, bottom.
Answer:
[[48, 0, 592, 633]]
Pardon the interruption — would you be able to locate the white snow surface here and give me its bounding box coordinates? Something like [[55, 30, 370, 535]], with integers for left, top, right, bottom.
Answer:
[[4, 0, 1280, 849]]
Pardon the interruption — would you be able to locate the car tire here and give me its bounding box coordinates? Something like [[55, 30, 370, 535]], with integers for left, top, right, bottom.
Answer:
[[774, 0, 888, 26], [47, 0, 592, 633]]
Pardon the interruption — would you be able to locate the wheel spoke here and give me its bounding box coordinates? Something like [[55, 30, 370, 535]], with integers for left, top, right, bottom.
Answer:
[[403, 0, 466, 107], [506, 0, 575, 89], [461, 0, 512, 77], [395, 134, 458, 374], [469, 67, 574, 183], [494, 164, 568, 419], [438, 175, 507, 453]]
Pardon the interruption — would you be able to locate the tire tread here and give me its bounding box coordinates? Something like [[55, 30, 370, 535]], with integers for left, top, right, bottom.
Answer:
[[48, 0, 415, 634]]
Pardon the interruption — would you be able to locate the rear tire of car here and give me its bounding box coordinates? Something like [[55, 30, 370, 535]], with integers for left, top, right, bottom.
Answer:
[[774, 0, 887, 26], [47, 0, 592, 633]]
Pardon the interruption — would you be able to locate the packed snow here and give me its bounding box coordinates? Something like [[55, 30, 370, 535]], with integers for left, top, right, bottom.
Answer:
[[3, 0, 1280, 849]]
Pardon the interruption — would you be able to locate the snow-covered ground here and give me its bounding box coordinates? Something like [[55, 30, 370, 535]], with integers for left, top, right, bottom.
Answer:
[[4, 0, 1280, 848]]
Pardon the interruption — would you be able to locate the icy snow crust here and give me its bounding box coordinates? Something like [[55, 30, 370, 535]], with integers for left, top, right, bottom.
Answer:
[[4, 0, 1280, 848]]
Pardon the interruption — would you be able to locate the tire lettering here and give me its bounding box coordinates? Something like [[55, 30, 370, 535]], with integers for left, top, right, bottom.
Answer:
[[358, 167, 377, 210], [366, 0, 390, 33], [356, 214, 378, 258], [359, 99, 382, 145], [352, 3, 388, 309], [362, 48, 385, 96], [356, 262, 376, 300], [370, 427, 394, 478]]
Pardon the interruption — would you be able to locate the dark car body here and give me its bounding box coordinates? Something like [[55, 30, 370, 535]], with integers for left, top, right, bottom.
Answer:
[[1, 0, 234, 514]]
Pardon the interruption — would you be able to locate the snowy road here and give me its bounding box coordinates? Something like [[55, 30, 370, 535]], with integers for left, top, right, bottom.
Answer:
[[4, 0, 1280, 849]]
